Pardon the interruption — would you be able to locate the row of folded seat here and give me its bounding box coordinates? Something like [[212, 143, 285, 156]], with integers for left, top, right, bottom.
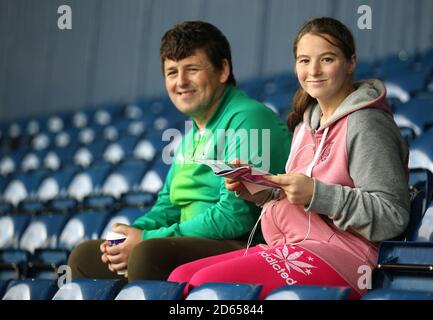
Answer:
[[0, 169, 433, 299], [1, 278, 433, 300], [0, 191, 156, 280], [0, 157, 170, 208], [0, 99, 188, 153], [0, 130, 178, 187]]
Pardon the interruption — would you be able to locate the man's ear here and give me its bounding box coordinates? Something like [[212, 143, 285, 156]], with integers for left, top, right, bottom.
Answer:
[[219, 59, 230, 83]]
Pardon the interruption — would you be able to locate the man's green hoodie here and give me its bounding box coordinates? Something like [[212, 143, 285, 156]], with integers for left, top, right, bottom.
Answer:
[[132, 85, 292, 240]]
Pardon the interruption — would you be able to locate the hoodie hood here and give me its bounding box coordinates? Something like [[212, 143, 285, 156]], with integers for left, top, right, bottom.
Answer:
[[305, 79, 391, 131]]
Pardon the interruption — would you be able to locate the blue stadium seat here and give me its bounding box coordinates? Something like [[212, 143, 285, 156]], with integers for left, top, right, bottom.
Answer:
[[409, 168, 433, 211], [419, 48, 433, 72], [0, 201, 13, 216], [262, 92, 293, 116], [139, 159, 170, 194], [265, 285, 351, 300], [373, 241, 433, 292], [186, 282, 263, 300], [2, 279, 57, 300], [44, 115, 67, 134], [362, 288, 433, 300], [82, 194, 117, 211], [119, 190, 156, 208], [238, 78, 265, 100], [379, 53, 416, 78], [43, 144, 79, 171], [71, 110, 92, 129], [399, 126, 416, 146], [100, 207, 149, 240], [115, 280, 185, 300], [17, 199, 45, 215], [127, 120, 147, 137], [355, 61, 376, 80], [0, 149, 27, 176], [20, 149, 48, 172], [123, 103, 144, 120], [102, 135, 139, 164], [57, 210, 112, 251], [18, 212, 70, 253], [52, 279, 122, 300], [102, 158, 148, 198], [77, 127, 100, 145], [0, 213, 32, 249], [31, 132, 55, 151], [263, 73, 298, 96], [45, 197, 78, 214], [0, 213, 69, 278], [409, 132, 433, 173], [132, 133, 163, 162], [36, 166, 79, 202], [385, 71, 428, 99], [0, 175, 12, 197], [409, 202, 433, 241], [73, 139, 109, 167], [0, 279, 11, 298], [393, 97, 433, 136], [2, 168, 49, 206], [403, 190, 428, 241], [67, 162, 112, 201], [0, 249, 30, 279], [27, 248, 71, 279]]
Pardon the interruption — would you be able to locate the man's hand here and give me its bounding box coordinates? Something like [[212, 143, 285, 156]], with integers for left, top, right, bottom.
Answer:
[[100, 224, 142, 273], [265, 173, 314, 205], [224, 158, 247, 192]]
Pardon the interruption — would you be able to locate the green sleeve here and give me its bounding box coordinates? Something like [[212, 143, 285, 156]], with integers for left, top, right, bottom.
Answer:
[[131, 164, 181, 232], [226, 108, 291, 174], [139, 178, 258, 239]]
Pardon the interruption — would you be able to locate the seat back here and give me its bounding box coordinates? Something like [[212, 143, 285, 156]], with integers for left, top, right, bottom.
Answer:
[[19, 213, 70, 253], [409, 168, 433, 212], [373, 241, 433, 292], [100, 207, 148, 240], [58, 210, 111, 250], [115, 280, 185, 300], [2, 279, 57, 300], [362, 288, 433, 300], [265, 285, 351, 300], [186, 282, 262, 300], [0, 213, 32, 249], [52, 279, 122, 300], [409, 203, 433, 241]]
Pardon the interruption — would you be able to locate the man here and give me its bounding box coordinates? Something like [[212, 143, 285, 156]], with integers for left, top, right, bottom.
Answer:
[[68, 21, 292, 281]]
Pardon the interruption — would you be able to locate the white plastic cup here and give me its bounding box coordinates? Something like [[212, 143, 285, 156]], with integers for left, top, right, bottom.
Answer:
[[105, 231, 128, 277]]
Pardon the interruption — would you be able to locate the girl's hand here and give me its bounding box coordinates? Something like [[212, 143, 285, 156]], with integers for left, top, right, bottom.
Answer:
[[265, 172, 314, 205]]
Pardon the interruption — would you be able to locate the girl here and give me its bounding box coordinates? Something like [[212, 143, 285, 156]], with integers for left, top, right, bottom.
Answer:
[[168, 17, 410, 299]]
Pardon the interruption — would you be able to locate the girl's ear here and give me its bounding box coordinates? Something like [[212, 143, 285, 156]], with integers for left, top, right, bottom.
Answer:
[[348, 54, 357, 75]]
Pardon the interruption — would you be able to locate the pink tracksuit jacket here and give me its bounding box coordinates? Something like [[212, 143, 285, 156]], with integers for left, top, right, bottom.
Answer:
[[257, 79, 410, 294]]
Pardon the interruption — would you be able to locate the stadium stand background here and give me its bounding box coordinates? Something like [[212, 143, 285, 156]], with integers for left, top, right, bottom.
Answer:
[[1, 0, 433, 300]]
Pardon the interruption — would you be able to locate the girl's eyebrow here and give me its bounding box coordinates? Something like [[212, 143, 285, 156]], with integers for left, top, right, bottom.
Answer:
[[296, 51, 338, 60]]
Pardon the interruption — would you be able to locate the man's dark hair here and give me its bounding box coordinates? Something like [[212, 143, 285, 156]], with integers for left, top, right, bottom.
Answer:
[[160, 21, 236, 86]]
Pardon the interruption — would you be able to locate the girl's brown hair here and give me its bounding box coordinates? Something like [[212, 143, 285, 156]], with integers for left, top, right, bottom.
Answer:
[[287, 17, 356, 132]]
